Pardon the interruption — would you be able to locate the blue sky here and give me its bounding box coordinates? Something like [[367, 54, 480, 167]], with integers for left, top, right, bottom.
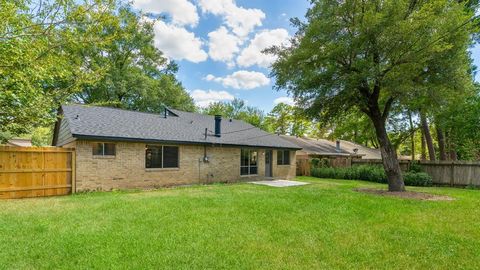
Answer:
[[132, 0, 479, 112]]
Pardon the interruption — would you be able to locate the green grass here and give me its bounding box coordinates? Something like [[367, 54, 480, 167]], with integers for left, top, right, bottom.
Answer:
[[1, 177, 479, 269]]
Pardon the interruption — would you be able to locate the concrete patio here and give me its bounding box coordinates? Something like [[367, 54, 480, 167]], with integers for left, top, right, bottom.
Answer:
[[249, 180, 309, 187]]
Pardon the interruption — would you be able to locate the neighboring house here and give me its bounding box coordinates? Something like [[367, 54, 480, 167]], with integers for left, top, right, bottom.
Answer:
[[337, 139, 383, 159], [338, 139, 411, 160], [280, 135, 361, 159], [6, 138, 32, 147], [280, 135, 410, 160], [52, 104, 300, 191]]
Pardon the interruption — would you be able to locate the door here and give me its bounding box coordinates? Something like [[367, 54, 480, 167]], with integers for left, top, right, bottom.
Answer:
[[265, 150, 273, 177]]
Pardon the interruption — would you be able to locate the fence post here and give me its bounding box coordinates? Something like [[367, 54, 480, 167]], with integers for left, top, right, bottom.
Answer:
[[71, 150, 76, 194], [42, 151, 46, 197], [450, 161, 455, 187]]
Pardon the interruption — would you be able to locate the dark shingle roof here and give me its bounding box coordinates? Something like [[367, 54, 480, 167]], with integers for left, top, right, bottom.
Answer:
[[61, 104, 300, 149], [280, 135, 352, 156]]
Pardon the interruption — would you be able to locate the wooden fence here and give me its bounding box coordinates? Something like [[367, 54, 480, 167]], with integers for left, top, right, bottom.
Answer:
[[351, 159, 411, 171], [296, 158, 311, 176], [0, 146, 75, 199], [352, 159, 480, 186]]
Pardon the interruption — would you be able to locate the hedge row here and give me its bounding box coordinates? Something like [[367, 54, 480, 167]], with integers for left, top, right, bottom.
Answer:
[[311, 165, 433, 187]]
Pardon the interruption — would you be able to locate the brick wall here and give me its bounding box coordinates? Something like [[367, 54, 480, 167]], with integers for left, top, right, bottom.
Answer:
[[70, 140, 296, 191], [272, 150, 297, 179]]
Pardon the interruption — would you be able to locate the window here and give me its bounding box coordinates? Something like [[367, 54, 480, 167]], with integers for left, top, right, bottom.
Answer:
[[240, 149, 258, 175], [145, 145, 179, 169], [93, 143, 116, 156], [277, 150, 290, 165]]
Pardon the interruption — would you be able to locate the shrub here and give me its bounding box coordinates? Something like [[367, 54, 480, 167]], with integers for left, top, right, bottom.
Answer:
[[310, 158, 321, 168], [310, 158, 330, 168], [320, 158, 330, 168], [311, 165, 387, 183], [408, 161, 423, 173], [403, 172, 433, 186], [311, 165, 432, 187], [311, 167, 336, 178]]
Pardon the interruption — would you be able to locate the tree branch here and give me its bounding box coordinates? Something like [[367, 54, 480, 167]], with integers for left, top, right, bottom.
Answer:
[[382, 97, 395, 121]]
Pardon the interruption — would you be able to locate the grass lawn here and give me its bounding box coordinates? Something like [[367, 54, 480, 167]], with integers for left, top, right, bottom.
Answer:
[[1, 177, 479, 269]]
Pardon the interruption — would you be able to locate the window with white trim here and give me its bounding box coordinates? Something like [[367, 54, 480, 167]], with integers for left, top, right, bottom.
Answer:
[[241, 149, 258, 175], [92, 143, 116, 156], [145, 145, 179, 169]]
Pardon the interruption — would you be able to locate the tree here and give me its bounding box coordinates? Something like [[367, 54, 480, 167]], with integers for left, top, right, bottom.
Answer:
[[264, 103, 293, 134], [1, 0, 195, 142], [0, 0, 115, 138], [407, 111, 416, 160], [263, 103, 311, 136], [325, 111, 378, 147], [420, 112, 436, 160], [71, 7, 195, 113], [270, 0, 475, 191], [437, 86, 480, 160], [202, 98, 266, 128], [435, 124, 447, 160]]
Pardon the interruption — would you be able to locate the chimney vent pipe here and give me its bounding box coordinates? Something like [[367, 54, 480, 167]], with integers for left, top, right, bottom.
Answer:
[[214, 115, 222, 137]]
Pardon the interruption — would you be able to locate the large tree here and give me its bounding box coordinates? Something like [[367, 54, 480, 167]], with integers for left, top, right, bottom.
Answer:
[[437, 85, 480, 160], [202, 98, 266, 128], [264, 103, 311, 136], [0, 0, 195, 143], [71, 7, 195, 112], [270, 0, 475, 191], [0, 0, 114, 138]]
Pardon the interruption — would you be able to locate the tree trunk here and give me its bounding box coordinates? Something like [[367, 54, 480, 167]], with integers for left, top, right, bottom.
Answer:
[[420, 112, 436, 161], [450, 149, 458, 160], [421, 131, 427, 160], [369, 112, 405, 192], [447, 136, 458, 161], [436, 126, 447, 160], [408, 111, 415, 160]]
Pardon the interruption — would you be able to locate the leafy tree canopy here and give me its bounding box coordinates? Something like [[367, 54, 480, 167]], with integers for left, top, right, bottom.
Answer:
[[1, 0, 113, 136], [201, 98, 266, 129], [270, 0, 477, 191], [0, 0, 194, 142], [264, 103, 311, 137], [71, 6, 195, 113]]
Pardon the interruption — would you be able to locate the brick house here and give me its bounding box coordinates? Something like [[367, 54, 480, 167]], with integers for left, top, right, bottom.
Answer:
[[52, 105, 301, 191]]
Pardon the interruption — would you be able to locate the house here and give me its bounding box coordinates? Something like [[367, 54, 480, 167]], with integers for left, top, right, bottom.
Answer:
[[280, 135, 413, 160], [6, 138, 32, 147], [280, 135, 356, 159], [52, 104, 301, 191]]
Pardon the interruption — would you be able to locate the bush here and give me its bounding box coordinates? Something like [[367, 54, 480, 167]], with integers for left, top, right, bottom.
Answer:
[[403, 172, 433, 186], [320, 158, 330, 168], [310, 158, 321, 168], [408, 161, 423, 173], [311, 165, 433, 187], [310, 158, 330, 168], [311, 165, 387, 183]]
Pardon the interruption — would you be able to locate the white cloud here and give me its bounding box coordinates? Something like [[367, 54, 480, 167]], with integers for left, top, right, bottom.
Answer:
[[198, 0, 265, 38], [205, 70, 270, 90], [274, 97, 294, 106], [152, 20, 207, 63], [207, 26, 241, 66], [190, 89, 235, 107], [237, 28, 290, 68], [133, 0, 199, 27]]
